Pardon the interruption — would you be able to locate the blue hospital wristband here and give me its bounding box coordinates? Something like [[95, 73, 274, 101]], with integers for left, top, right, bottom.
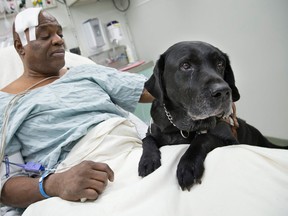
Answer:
[[39, 171, 52, 198]]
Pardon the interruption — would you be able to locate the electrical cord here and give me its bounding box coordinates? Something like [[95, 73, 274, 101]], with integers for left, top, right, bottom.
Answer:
[[2, 155, 55, 177], [0, 92, 26, 163], [0, 76, 59, 164]]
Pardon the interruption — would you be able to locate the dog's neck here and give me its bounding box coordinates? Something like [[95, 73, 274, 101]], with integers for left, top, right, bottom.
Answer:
[[163, 103, 208, 138], [162, 101, 239, 140]]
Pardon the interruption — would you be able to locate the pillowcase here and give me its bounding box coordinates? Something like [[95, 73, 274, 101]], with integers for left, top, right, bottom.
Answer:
[[0, 46, 22, 88]]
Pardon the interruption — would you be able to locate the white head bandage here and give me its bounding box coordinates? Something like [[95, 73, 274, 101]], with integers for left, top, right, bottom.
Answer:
[[15, 8, 42, 46]]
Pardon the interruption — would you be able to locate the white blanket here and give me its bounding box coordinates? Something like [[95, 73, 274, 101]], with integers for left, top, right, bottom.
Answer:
[[23, 117, 288, 216]]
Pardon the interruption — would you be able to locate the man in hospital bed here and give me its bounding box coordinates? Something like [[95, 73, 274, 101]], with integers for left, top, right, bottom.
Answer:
[[0, 8, 288, 216]]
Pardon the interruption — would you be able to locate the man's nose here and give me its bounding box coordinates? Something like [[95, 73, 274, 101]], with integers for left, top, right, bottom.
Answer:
[[52, 34, 64, 45]]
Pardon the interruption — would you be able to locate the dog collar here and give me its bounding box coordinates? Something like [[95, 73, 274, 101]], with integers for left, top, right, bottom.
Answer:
[[163, 103, 177, 127], [163, 103, 209, 138], [196, 130, 208, 134], [163, 103, 238, 139], [163, 103, 190, 139]]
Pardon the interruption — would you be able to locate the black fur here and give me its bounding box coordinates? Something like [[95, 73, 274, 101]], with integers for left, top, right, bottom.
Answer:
[[138, 41, 287, 190]]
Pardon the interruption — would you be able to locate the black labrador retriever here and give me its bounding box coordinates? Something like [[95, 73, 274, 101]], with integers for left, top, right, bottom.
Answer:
[[138, 41, 287, 191]]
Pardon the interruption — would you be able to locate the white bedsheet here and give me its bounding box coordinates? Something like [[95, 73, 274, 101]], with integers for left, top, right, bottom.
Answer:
[[23, 117, 288, 216]]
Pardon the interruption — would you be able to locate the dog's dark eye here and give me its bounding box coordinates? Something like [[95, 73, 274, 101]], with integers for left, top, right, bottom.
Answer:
[[180, 62, 192, 71], [216, 61, 225, 71]]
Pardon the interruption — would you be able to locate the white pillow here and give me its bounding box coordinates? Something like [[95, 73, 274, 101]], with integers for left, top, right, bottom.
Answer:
[[0, 46, 22, 88]]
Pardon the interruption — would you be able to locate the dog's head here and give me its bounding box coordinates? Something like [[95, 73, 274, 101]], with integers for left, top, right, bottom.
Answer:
[[146, 41, 240, 131]]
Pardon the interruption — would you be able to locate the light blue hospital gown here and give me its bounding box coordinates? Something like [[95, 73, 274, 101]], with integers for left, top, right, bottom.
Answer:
[[0, 64, 146, 170]]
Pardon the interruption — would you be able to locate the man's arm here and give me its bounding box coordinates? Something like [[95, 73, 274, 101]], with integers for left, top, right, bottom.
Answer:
[[139, 88, 154, 103], [0, 161, 114, 208]]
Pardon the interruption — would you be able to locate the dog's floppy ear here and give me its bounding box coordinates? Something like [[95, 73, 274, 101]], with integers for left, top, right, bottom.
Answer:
[[145, 54, 166, 103], [223, 54, 240, 102]]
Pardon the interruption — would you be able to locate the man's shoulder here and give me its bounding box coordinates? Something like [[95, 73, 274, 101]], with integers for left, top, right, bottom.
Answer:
[[67, 64, 117, 76], [0, 78, 24, 95]]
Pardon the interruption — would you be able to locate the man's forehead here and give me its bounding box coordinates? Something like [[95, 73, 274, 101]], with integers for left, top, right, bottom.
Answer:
[[38, 11, 58, 25], [37, 12, 61, 32], [37, 22, 62, 30]]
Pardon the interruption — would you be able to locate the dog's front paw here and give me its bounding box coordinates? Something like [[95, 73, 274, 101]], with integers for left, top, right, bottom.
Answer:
[[176, 156, 204, 191], [138, 151, 161, 177]]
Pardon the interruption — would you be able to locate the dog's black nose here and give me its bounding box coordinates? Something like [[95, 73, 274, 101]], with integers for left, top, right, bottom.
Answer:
[[210, 84, 231, 100]]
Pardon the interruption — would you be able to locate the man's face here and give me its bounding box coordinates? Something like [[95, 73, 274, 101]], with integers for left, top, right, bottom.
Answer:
[[23, 11, 65, 75]]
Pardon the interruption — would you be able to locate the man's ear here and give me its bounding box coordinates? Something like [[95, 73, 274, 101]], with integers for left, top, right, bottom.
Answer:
[[223, 53, 240, 102], [14, 38, 25, 55], [144, 53, 166, 103]]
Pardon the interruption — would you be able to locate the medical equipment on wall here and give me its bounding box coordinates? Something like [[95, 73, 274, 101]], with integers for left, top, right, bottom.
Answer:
[[125, 45, 135, 63], [31, 0, 55, 8], [0, 7, 13, 48], [25, 0, 56, 8], [106, 20, 123, 45], [0, 0, 17, 14], [83, 18, 105, 50], [112, 0, 130, 12]]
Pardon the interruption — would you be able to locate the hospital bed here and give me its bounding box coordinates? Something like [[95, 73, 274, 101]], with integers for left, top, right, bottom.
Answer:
[[0, 46, 288, 216]]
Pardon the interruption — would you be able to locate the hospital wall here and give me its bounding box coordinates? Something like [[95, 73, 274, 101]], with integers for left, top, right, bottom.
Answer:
[[125, 0, 288, 140]]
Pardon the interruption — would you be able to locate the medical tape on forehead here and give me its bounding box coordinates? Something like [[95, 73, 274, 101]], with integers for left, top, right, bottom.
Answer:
[[15, 8, 42, 46]]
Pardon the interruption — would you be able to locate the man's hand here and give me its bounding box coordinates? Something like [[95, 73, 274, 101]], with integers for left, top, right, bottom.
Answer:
[[139, 88, 154, 103], [46, 161, 114, 201]]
